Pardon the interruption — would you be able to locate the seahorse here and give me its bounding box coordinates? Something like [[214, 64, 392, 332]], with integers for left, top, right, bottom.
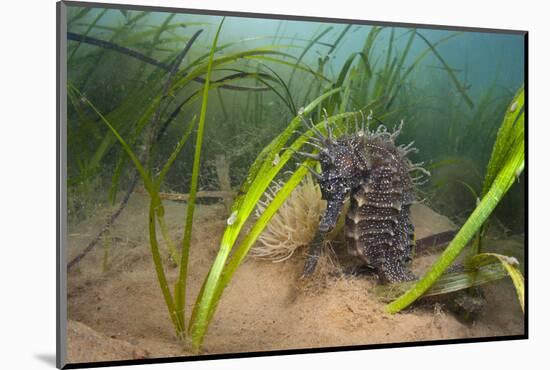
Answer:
[[298, 112, 429, 283]]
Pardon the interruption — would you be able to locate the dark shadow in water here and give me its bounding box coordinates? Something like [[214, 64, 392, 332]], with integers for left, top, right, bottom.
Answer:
[[34, 353, 57, 367]]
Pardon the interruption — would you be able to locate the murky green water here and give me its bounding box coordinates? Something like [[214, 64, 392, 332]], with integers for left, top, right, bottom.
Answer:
[[66, 5, 525, 234]]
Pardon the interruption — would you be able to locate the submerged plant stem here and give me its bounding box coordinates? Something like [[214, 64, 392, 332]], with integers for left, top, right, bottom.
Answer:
[[415, 31, 474, 109], [149, 200, 184, 335], [198, 163, 314, 335], [189, 110, 353, 349], [176, 17, 225, 335]]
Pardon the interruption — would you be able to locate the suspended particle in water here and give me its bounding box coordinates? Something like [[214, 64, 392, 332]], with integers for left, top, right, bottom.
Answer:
[[227, 211, 238, 226], [272, 153, 280, 166], [515, 167, 523, 182]]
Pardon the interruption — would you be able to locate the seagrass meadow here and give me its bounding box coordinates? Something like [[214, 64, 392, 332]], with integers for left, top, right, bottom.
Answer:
[[61, 2, 526, 364]]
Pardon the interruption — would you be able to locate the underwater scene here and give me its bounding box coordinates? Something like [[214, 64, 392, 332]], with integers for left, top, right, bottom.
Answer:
[[64, 4, 526, 363]]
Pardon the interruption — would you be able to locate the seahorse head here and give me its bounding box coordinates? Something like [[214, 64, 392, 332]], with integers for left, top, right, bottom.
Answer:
[[297, 112, 372, 232], [315, 139, 361, 232]]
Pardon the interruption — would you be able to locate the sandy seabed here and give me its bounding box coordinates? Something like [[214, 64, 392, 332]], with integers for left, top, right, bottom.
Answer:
[[66, 193, 524, 363]]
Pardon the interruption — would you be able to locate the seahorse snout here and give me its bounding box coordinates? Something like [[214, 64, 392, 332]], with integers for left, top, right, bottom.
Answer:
[[318, 200, 343, 233]]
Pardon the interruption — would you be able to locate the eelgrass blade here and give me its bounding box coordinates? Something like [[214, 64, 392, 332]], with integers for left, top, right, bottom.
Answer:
[[156, 116, 197, 187], [156, 69, 289, 137], [150, 116, 198, 265], [468, 253, 524, 312], [482, 86, 524, 196], [105, 59, 300, 203], [395, 33, 459, 94], [288, 26, 333, 90], [330, 52, 370, 112], [148, 199, 184, 334], [473, 86, 524, 255], [335, 52, 370, 89], [69, 83, 154, 193], [175, 17, 225, 335], [327, 24, 352, 56], [245, 54, 330, 84], [132, 12, 176, 82], [376, 262, 508, 302], [383, 28, 395, 73], [256, 63, 298, 115], [156, 210, 179, 264], [70, 30, 293, 92], [146, 29, 203, 167], [68, 8, 108, 62], [182, 37, 302, 72], [191, 162, 313, 345], [98, 47, 325, 189], [455, 180, 480, 202], [118, 22, 208, 47], [87, 69, 166, 183], [425, 158, 470, 171], [415, 31, 474, 109], [72, 83, 184, 334], [67, 31, 171, 70], [385, 29, 416, 103], [386, 133, 524, 314], [457, 80, 502, 155], [355, 26, 383, 100], [75, 11, 150, 89], [68, 6, 91, 26], [189, 111, 355, 349], [104, 25, 200, 211]]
